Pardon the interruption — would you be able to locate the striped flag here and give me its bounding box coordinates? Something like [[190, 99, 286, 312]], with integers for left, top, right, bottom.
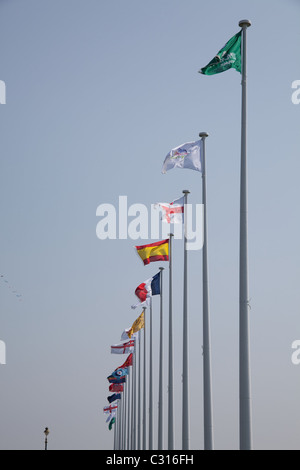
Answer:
[[131, 271, 161, 309], [135, 239, 169, 266]]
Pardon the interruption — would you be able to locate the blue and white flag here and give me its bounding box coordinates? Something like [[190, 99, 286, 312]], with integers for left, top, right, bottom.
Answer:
[[107, 393, 121, 404], [162, 140, 202, 174], [131, 271, 161, 310]]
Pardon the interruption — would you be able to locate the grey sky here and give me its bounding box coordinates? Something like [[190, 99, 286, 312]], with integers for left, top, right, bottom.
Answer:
[[0, 0, 299, 450]]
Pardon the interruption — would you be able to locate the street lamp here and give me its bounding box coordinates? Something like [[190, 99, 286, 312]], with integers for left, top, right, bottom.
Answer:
[[44, 427, 50, 451]]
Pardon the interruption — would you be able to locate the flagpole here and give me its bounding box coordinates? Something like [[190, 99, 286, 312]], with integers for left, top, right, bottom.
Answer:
[[114, 406, 117, 450], [239, 19, 252, 451], [182, 189, 190, 450], [122, 381, 127, 449], [199, 132, 214, 450], [127, 368, 131, 450], [158, 266, 164, 450], [149, 297, 154, 450], [168, 233, 175, 450], [132, 340, 137, 449], [143, 307, 147, 450], [117, 399, 121, 450], [137, 330, 142, 450]]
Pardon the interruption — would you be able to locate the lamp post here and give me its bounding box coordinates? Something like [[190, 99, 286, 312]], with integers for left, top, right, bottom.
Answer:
[[44, 427, 50, 451]]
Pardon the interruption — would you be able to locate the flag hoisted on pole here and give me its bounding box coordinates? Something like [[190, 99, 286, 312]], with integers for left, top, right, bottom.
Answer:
[[199, 30, 242, 75], [199, 20, 252, 450], [199, 132, 214, 451], [149, 297, 154, 450], [158, 266, 164, 450], [238, 19, 252, 451], [182, 189, 190, 450], [168, 233, 174, 450], [143, 307, 147, 450]]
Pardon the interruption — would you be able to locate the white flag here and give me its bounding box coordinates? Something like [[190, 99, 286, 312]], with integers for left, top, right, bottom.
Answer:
[[162, 140, 202, 174], [111, 339, 135, 355], [121, 328, 138, 341], [106, 410, 116, 423], [155, 196, 184, 224]]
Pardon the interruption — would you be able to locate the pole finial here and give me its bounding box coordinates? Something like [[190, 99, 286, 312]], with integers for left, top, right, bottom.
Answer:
[[182, 190, 190, 195], [199, 132, 209, 139], [239, 19, 251, 28]]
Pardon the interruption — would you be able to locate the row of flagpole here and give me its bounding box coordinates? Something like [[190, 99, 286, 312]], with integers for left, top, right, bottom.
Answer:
[[105, 134, 213, 451], [103, 19, 252, 451]]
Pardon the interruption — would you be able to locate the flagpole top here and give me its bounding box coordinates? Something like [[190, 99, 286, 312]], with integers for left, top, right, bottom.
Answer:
[[182, 190, 190, 195], [159, 267, 165, 271], [168, 233, 174, 238], [239, 19, 251, 28], [199, 132, 209, 139]]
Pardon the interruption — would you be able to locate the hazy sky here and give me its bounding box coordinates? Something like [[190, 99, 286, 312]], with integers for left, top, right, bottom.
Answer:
[[0, 0, 299, 450]]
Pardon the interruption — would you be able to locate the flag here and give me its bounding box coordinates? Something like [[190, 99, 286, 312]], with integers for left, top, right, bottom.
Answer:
[[199, 31, 242, 75], [111, 367, 129, 378], [162, 141, 202, 174], [132, 272, 161, 309], [128, 311, 145, 339], [121, 327, 137, 341], [103, 404, 118, 414], [107, 393, 121, 404], [109, 383, 124, 393], [106, 410, 116, 423], [107, 375, 126, 384], [136, 239, 169, 266], [109, 417, 116, 431], [111, 339, 135, 355], [155, 196, 184, 224], [120, 353, 133, 368]]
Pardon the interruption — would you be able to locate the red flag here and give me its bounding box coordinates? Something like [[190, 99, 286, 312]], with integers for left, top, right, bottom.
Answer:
[[119, 353, 133, 369], [109, 383, 124, 393]]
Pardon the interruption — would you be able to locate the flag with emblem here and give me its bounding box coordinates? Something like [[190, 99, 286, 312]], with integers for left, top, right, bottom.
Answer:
[[199, 30, 242, 75], [162, 141, 202, 174]]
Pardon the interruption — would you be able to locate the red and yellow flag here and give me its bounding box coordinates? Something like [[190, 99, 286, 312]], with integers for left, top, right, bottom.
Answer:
[[135, 239, 169, 266]]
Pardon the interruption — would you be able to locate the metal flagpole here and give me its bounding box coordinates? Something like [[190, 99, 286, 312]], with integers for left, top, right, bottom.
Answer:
[[149, 297, 154, 450], [127, 367, 131, 450], [131, 340, 136, 449], [158, 267, 164, 450], [137, 330, 142, 450], [119, 398, 125, 450], [143, 307, 147, 450], [122, 380, 127, 449], [200, 132, 214, 450], [182, 189, 190, 450], [114, 408, 117, 450], [168, 233, 175, 450], [239, 19, 252, 451], [117, 399, 121, 450]]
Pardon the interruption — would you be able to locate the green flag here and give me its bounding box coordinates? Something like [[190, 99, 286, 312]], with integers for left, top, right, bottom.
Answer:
[[199, 31, 242, 75], [108, 417, 116, 431]]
